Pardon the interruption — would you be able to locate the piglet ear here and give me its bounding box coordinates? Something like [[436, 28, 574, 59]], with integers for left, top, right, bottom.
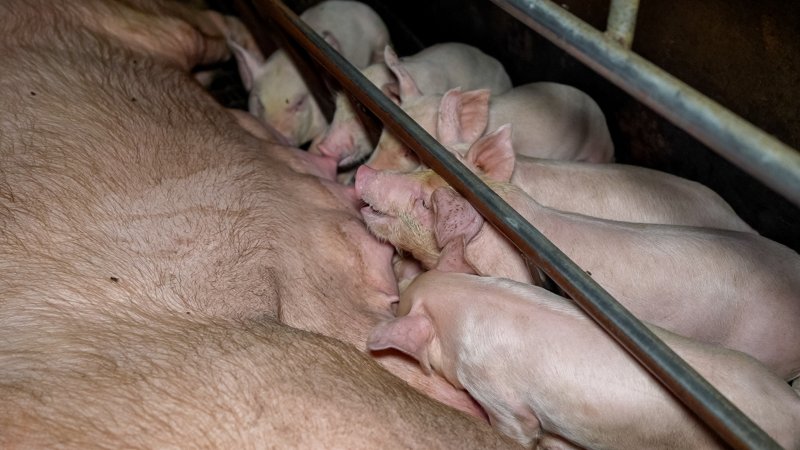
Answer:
[[432, 187, 484, 248], [380, 82, 402, 104], [228, 40, 264, 92], [367, 315, 435, 374], [321, 30, 341, 52], [383, 45, 399, 65], [384, 46, 422, 102], [436, 88, 491, 148], [436, 88, 464, 147], [435, 237, 478, 274], [457, 89, 492, 145], [369, 44, 387, 65], [466, 124, 515, 182]]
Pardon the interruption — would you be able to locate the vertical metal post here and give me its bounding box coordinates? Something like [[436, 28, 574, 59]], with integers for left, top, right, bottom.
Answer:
[[606, 0, 639, 47], [490, 0, 800, 208]]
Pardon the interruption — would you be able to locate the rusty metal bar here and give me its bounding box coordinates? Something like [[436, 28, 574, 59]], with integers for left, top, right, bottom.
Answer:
[[490, 0, 800, 208], [236, 1, 780, 448], [606, 0, 639, 47]]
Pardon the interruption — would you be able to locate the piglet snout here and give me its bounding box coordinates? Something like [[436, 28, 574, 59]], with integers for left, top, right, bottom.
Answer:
[[316, 129, 354, 164], [354, 165, 378, 199]]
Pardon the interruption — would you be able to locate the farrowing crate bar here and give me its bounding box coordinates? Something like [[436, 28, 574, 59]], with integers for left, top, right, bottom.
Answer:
[[231, 0, 791, 448], [490, 0, 800, 208]]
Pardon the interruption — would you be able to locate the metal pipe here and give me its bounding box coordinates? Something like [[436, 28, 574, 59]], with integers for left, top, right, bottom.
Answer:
[[606, 0, 639, 47], [238, 1, 780, 448], [491, 0, 800, 208]]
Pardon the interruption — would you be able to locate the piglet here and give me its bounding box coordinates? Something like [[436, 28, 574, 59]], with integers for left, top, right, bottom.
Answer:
[[438, 96, 753, 232], [368, 83, 614, 172], [360, 89, 753, 232], [316, 43, 512, 165], [231, 0, 391, 146], [368, 270, 800, 449], [430, 184, 800, 380], [355, 154, 800, 379]]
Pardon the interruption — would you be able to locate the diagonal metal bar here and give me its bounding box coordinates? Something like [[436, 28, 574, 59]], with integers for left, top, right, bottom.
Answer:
[[235, 1, 781, 448], [490, 0, 800, 208]]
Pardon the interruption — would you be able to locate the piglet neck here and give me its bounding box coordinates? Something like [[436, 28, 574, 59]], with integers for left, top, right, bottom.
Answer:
[[502, 186, 573, 248], [457, 184, 544, 284], [428, 338, 464, 390], [468, 229, 531, 284]]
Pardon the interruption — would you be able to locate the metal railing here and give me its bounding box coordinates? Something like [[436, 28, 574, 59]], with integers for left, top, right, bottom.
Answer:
[[606, 0, 639, 47], [492, 0, 800, 208], [232, 0, 786, 448]]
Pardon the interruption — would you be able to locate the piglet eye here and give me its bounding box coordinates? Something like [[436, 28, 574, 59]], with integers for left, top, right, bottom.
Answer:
[[421, 198, 430, 210], [291, 94, 308, 109]]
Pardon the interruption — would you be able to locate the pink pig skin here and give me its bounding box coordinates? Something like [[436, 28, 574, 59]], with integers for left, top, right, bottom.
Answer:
[[368, 83, 614, 172], [354, 131, 799, 379], [317, 43, 512, 165], [368, 86, 753, 232], [369, 271, 800, 449], [429, 183, 800, 380], [231, 1, 392, 147]]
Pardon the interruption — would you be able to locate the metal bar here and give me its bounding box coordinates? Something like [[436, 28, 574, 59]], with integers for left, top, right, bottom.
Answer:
[[491, 0, 800, 208], [606, 0, 639, 47], [239, 1, 780, 448]]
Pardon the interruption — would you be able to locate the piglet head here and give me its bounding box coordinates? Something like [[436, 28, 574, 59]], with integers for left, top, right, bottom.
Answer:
[[316, 92, 374, 166], [252, 50, 325, 146], [437, 88, 491, 152], [354, 165, 449, 268], [367, 307, 437, 374], [367, 270, 449, 379], [367, 93, 442, 172], [368, 270, 479, 390], [367, 131, 421, 172], [266, 91, 317, 147]]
